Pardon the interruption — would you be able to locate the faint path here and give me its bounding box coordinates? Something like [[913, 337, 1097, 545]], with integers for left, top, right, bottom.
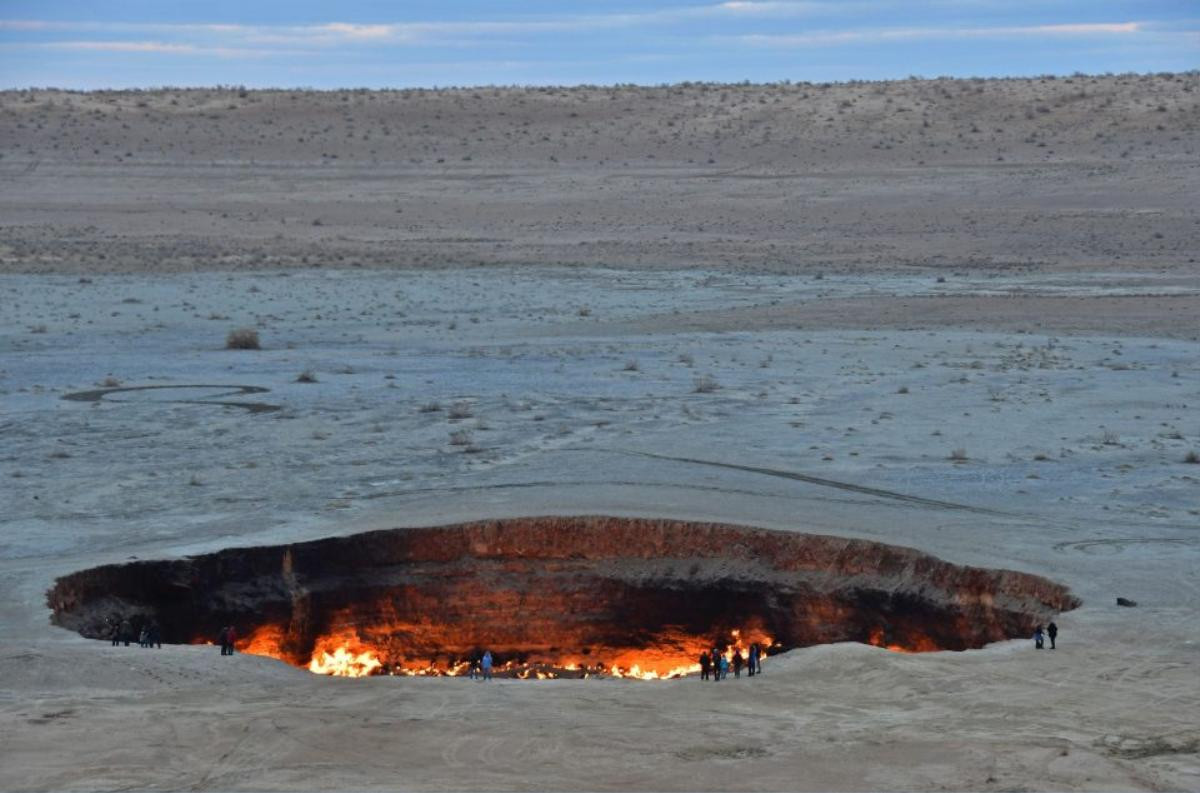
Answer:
[[594, 448, 1011, 516], [61, 384, 280, 414]]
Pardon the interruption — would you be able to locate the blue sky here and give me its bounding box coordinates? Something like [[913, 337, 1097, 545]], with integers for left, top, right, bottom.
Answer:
[[1, 1, 1195, 88]]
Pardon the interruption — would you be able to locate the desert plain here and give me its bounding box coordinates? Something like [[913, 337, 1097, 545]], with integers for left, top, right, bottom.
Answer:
[[1, 73, 1199, 790]]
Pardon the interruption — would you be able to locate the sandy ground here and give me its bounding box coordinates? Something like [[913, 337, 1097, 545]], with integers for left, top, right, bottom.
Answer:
[[1, 77, 1199, 791], [1, 75, 1197, 275]]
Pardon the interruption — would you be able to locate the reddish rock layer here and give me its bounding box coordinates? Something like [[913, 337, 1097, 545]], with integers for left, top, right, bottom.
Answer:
[[47, 517, 1079, 676]]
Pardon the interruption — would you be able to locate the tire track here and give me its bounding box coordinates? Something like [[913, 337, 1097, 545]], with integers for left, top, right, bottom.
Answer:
[[1052, 537, 1200, 555], [596, 448, 1011, 516], [61, 384, 280, 414]]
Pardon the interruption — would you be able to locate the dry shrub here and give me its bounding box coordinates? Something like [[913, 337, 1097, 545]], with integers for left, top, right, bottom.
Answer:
[[226, 327, 260, 350]]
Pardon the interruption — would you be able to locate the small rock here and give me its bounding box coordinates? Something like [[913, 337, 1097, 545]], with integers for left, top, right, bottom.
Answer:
[[1116, 597, 1137, 607]]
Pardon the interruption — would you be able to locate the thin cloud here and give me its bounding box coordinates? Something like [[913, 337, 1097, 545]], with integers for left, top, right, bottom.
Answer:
[[47, 40, 198, 53], [716, 1, 830, 14], [38, 40, 286, 58], [733, 21, 1149, 47], [0, 19, 253, 34], [0, 3, 844, 45], [0, 6, 1191, 78]]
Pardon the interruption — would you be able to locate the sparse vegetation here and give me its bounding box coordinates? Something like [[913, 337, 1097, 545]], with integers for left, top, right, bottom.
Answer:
[[448, 401, 474, 419], [693, 374, 719, 393], [949, 448, 968, 461], [225, 327, 260, 350], [449, 429, 473, 446], [295, 370, 318, 383], [1185, 451, 1199, 464]]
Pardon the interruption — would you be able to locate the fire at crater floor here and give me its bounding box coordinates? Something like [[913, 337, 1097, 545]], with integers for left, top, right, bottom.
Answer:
[[48, 516, 1079, 678]]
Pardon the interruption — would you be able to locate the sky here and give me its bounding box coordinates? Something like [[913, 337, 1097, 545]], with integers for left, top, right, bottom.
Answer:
[[0, 1, 1196, 89]]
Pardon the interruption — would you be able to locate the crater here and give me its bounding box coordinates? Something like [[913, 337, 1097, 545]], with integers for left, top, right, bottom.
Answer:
[[47, 517, 1079, 678]]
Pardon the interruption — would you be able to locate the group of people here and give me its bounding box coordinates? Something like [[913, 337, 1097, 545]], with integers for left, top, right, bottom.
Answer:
[[106, 615, 161, 648], [1033, 621, 1059, 650], [217, 625, 239, 655], [699, 643, 763, 681], [466, 650, 494, 679]]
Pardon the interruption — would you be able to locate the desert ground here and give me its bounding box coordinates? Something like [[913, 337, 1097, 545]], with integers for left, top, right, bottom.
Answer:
[[1, 75, 1198, 791]]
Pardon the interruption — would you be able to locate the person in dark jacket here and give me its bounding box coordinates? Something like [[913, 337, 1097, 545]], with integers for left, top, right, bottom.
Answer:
[[119, 618, 133, 647], [732, 650, 744, 678], [710, 649, 722, 682], [699, 652, 711, 681], [1033, 625, 1044, 650], [748, 643, 760, 676], [1046, 621, 1058, 649]]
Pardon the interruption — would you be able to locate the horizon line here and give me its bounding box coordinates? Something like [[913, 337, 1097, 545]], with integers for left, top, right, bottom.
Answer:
[[4, 68, 1196, 93]]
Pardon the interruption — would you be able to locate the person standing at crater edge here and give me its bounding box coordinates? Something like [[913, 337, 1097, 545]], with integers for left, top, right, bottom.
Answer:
[[748, 643, 760, 676], [1047, 621, 1058, 649], [699, 651, 711, 681], [481, 650, 493, 680], [1033, 625, 1044, 650]]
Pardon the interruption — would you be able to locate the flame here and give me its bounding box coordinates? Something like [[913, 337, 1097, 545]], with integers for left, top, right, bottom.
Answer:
[[866, 626, 941, 653], [239, 623, 287, 657], [226, 624, 780, 679], [225, 618, 938, 679], [306, 630, 383, 677]]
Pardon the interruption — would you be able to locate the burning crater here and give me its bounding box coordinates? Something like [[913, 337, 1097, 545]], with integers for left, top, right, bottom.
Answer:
[[48, 517, 1079, 678]]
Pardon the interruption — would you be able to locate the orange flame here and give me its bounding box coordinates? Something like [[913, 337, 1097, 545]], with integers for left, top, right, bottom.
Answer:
[[307, 629, 383, 677], [866, 626, 941, 653], [232, 624, 778, 679], [229, 619, 941, 678]]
